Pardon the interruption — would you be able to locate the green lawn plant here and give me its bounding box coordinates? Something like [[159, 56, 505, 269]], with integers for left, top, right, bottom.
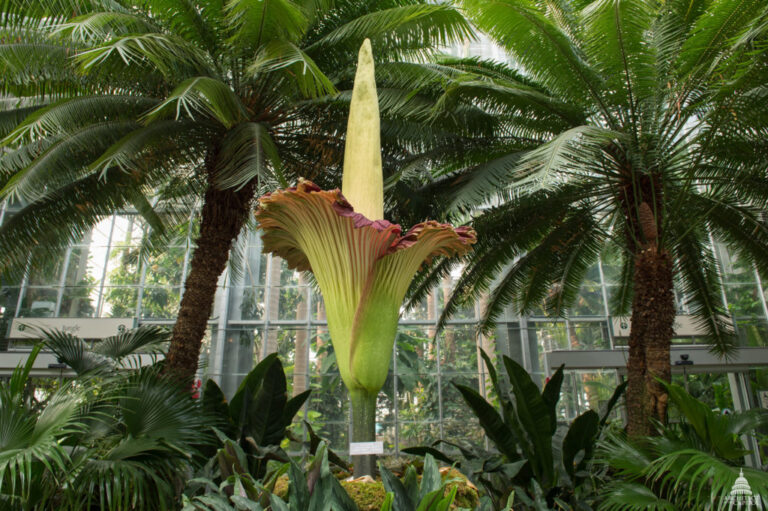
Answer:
[[255, 40, 475, 477]]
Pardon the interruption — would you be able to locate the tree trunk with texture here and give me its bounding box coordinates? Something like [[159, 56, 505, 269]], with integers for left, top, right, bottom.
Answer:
[[626, 245, 675, 436], [165, 157, 256, 382]]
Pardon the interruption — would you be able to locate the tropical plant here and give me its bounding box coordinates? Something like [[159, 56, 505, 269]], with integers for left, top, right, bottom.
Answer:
[[0, 326, 216, 510], [200, 352, 311, 479], [410, 0, 768, 435], [405, 350, 626, 509], [183, 440, 359, 511], [597, 381, 768, 510], [378, 453, 462, 511], [255, 40, 476, 476], [0, 0, 476, 382]]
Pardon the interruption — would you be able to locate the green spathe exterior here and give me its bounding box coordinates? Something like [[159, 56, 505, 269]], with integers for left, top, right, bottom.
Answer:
[[255, 40, 475, 476]]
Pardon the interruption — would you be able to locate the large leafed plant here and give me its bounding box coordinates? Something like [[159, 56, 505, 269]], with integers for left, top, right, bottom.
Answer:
[[255, 40, 475, 477]]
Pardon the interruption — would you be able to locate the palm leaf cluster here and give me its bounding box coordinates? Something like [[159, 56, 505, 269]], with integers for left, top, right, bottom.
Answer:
[[0, 0, 481, 280], [409, 0, 768, 358], [0, 326, 216, 510], [597, 382, 768, 510]]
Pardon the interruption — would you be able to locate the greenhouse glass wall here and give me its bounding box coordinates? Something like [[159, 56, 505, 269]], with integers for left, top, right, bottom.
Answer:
[[3, 202, 768, 458]]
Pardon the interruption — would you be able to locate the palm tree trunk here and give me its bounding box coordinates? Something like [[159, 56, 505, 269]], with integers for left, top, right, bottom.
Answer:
[[165, 158, 256, 382], [264, 254, 282, 355], [626, 245, 675, 436]]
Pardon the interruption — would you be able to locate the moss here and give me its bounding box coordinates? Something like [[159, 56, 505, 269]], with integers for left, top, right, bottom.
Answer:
[[273, 475, 289, 499], [341, 481, 387, 511], [443, 468, 480, 509], [269, 466, 479, 510]]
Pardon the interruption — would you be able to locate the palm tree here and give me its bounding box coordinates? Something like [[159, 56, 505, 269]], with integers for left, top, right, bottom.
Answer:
[[0, 0, 475, 381], [412, 0, 768, 435]]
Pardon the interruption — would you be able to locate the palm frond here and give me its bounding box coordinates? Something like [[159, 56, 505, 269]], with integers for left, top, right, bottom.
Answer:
[[0, 120, 139, 201], [463, 0, 610, 118], [52, 11, 159, 42], [668, 221, 735, 357], [581, 0, 656, 115], [249, 40, 337, 98], [91, 324, 169, 362], [76, 32, 215, 80], [3, 95, 157, 144], [225, 0, 307, 52], [306, 3, 474, 61], [214, 122, 281, 190], [143, 76, 246, 128]]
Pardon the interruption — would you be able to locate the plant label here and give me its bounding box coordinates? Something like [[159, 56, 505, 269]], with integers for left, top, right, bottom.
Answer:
[[349, 441, 384, 455]]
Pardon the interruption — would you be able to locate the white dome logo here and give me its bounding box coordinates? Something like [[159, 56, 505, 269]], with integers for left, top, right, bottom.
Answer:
[[723, 469, 762, 510]]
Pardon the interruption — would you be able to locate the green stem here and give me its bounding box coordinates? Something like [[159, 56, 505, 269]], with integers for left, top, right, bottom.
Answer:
[[350, 388, 377, 477]]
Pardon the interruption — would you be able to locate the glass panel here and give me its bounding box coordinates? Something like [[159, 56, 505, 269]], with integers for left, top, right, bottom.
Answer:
[[110, 215, 145, 246], [228, 286, 265, 321], [59, 287, 98, 318], [88, 217, 114, 244], [670, 371, 733, 414], [560, 370, 620, 421], [215, 328, 263, 398], [144, 246, 185, 286], [100, 287, 138, 317], [0, 287, 20, 341], [716, 244, 757, 284], [279, 260, 301, 286], [397, 328, 437, 374], [278, 286, 308, 320], [27, 249, 67, 286], [439, 325, 478, 373], [18, 288, 58, 317], [235, 246, 268, 287], [402, 290, 432, 320], [64, 246, 102, 287], [441, 374, 484, 443], [569, 321, 610, 349], [104, 247, 141, 286], [736, 319, 768, 347], [397, 374, 439, 422], [529, 321, 568, 352], [437, 279, 475, 319], [140, 287, 181, 319], [310, 326, 335, 376], [308, 374, 348, 423], [399, 422, 440, 450], [570, 283, 604, 316], [725, 283, 764, 317]]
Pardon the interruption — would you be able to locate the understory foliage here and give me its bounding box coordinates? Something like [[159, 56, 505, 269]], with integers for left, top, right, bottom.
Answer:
[[405, 350, 626, 510], [598, 381, 768, 511], [0, 326, 216, 510]]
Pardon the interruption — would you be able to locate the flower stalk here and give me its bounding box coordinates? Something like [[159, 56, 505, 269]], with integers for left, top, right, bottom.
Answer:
[[255, 39, 475, 476]]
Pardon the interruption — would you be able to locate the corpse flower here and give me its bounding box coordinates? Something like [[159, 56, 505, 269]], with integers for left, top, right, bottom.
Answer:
[[255, 39, 475, 476]]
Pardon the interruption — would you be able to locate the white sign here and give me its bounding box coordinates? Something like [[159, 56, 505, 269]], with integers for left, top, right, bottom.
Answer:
[[10, 318, 134, 339], [611, 315, 716, 338], [349, 441, 384, 455]]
